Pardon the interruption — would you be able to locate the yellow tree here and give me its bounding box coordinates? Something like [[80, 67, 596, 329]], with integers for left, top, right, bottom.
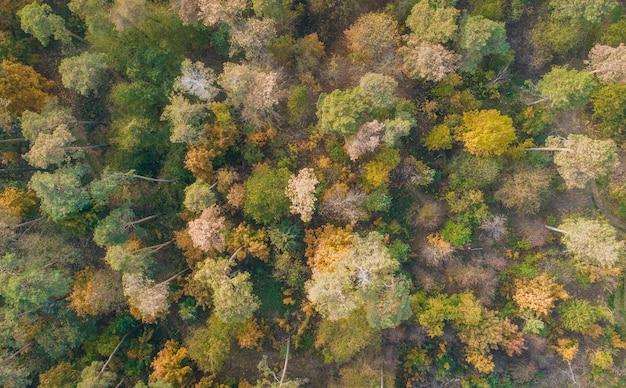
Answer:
[[149, 340, 193, 386], [0, 60, 53, 115], [513, 273, 569, 317], [457, 109, 517, 156]]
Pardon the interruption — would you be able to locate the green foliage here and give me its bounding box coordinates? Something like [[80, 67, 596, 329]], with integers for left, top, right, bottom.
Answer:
[[59, 52, 109, 96], [316, 309, 380, 364], [364, 186, 392, 213], [186, 315, 240, 373], [316, 87, 370, 136], [406, 0, 459, 44], [287, 85, 311, 127], [447, 154, 502, 190], [28, 165, 91, 221], [424, 124, 454, 151], [93, 207, 135, 247], [244, 164, 291, 225], [591, 84, 626, 136], [535, 66, 598, 110], [440, 220, 473, 247], [18, 2, 70, 46], [560, 299, 609, 333], [457, 15, 510, 72], [600, 16, 626, 45], [363, 147, 401, 190]]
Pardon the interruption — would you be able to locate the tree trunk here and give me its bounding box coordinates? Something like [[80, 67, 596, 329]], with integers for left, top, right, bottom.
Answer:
[[279, 337, 290, 387], [64, 28, 88, 44], [137, 239, 174, 253], [125, 213, 161, 227], [65, 145, 108, 151], [0, 14, 20, 26], [544, 225, 565, 233], [99, 333, 129, 375], [158, 268, 190, 285], [14, 216, 45, 229], [0, 138, 27, 143], [527, 96, 550, 106], [131, 174, 176, 183], [525, 147, 572, 152]]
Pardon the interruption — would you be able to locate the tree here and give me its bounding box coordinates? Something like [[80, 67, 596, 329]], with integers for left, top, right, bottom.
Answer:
[[17, 2, 84, 46], [526, 134, 619, 188], [196, 0, 248, 26], [399, 38, 461, 82], [457, 109, 517, 156], [173, 59, 219, 101], [59, 52, 108, 96], [0, 60, 54, 115], [93, 207, 160, 248], [218, 63, 281, 126], [457, 15, 509, 72], [550, 217, 624, 268], [38, 362, 81, 388], [19, 98, 74, 141], [22, 124, 93, 169], [68, 266, 125, 316], [320, 184, 367, 225], [588, 44, 626, 84], [103, 241, 170, 273], [183, 180, 216, 214], [592, 84, 626, 136], [495, 165, 553, 213], [358, 73, 398, 110], [186, 314, 239, 373], [149, 340, 193, 386], [560, 298, 611, 333], [549, 0, 618, 24], [187, 204, 226, 252], [424, 124, 454, 151], [343, 120, 385, 161], [344, 12, 400, 67], [316, 87, 370, 136], [405, 0, 459, 44], [123, 272, 177, 323], [315, 309, 379, 364], [244, 164, 291, 225], [76, 361, 117, 388], [513, 273, 569, 317], [0, 187, 38, 218], [285, 168, 319, 222], [229, 18, 277, 62], [28, 165, 91, 221], [534, 66, 598, 110], [161, 94, 208, 145]]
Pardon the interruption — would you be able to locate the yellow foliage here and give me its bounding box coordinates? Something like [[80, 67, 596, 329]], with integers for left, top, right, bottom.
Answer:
[[0, 187, 37, 218], [457, 109, 517, 156], [0, 60, 54, 115], [589, 348, 613, 370], [554, 338, 579, 363], [236, 319, 266, 351], [149, 340, 193, 386], [304, 224, 354, 272], [465, 350, 494, 374], [611, 334, 626, 349], [226, 223, 270, 262], [513, 273, 568, 316]]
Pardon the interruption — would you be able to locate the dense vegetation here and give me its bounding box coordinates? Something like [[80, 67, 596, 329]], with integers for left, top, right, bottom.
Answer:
[[1, 0, 626, 387]]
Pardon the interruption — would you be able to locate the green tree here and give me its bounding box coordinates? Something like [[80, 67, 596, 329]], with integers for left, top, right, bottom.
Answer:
[[315, 309, 379, 364], [591, 84, 626, 136], [19, 98, 74, 141], [77, 361, 117, 388], [457, 15, 509, 72], [59, 52, 109, 96], [244, 164, 291, 225], [161, 94, 208, 145], [316, 87, 370, 136], [405, 0, 459, 44], [17, 2, 85, 46], [183, 180, 216, 214], [186, 314, 240, 373], [549, 0, 618, 24], [28, 165, 91, 221], [93, 207, 160, 248], [457, 109, 517, 156], [560, 298, 611, 333], [534, 66, 598, 110]]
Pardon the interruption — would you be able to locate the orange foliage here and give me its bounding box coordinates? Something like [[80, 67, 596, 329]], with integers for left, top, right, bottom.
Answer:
[[513, 273, 569, 316], [304, 224, 354, 272], [150, 340, 193, 386], [0, 60, 54, 115]]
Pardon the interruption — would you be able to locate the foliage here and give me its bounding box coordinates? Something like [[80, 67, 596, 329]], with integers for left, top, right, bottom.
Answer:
[[495, 165, 553, 213], [149, 340, 193, 386], [405, 0, 459, 44], [399, 38, 461, 82], [513, 273, 569, 316], [535, 66, 598, 110], [316, 87, 370, 136], [560, 299, 610, 333], [557, 217, 624, 268], [344, 12, 400, 67], [591, 84, 626, 136], [285, 168, 319, 222], [244, 164, 291, 225], [187, 205, 226, 252], [457, 109, 517, 156], [0, 60, 53, 115], [183, 180, 216, 214], [28, 165, 91, 221], [457, 15, 510, 72], [17, 2, 70, 46], [59, 52, 109, 96]]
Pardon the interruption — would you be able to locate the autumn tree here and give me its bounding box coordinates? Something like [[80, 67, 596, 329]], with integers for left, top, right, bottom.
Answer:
[[186, 314, 240, 373], [173, 59, 219, 101], [344, 12, 400, 67], [0, 60, 53, 115], [316, 87, 370, 136], [548, 217, 624, 268], [28, 165, 91, 221], [315, 309, 379, 364], [588, 43, 626, 84], [123, 272, 178, 323], [229, 18, 277, 62], [285, 168, 319, 222], [344, 120, 385, 161], [457, 109, 517, 156], [526, 134, 619, 188], [22, 124, 95, 169], [513, 273, 569, 317], [495, 165, 554, 213], [68, 267, 125, 316], [0, 187, 38, 218], [149, 340, 193, 386], [320, 183, 367, 225], [183, 180, 216, 214], [560, 298, 612, 333], [591, 84, 626, 136], [399, 38, 461, 82], [196, 0, 248, 26], [187, 204, 226, 252], [244, 164, 291, 225], [533, 66, 598, 110], [456, 15, 510, 72], [218, 63, 281, 126], [59, 52, 109, 96], [19, 98, 74, 141], [76, 361, 117, 388]]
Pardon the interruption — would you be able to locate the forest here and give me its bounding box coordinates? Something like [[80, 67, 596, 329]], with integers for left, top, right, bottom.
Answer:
[[1, 0, 626, 386]]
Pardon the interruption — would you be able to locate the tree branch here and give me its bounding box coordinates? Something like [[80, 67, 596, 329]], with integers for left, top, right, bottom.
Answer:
[[99, 333, 129, 375], [279, 337, 290, 387]]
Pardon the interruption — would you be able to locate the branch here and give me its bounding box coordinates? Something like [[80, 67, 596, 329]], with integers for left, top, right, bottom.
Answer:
[[131, 174, 176, 183], [137, 239, 174, 253], [14, 216, 45, 229], [544, 225, 565, 233], [0, 138, 27, 143], [527, 96, 550, 106], [158, 268, 191, 285], [99, 333, 129, 375], [525, 147, 572, 152], [126, 213, 162, 227], [0, 14, 20, 26]]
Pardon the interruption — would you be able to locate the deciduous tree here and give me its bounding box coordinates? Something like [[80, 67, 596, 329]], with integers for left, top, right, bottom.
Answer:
[[161, 94, 208, 145], [149, 340, 192, 386], [344, 12, 400, 67], [316, 87, 370, 136], [405, 0, 459, 44], [123, 272, 173, 323], [59, 52, 109, 96], [344, 120, 385, 161], [285, 168, 319, 222], [244, 164, 291, 225], [588, 43, 626, 84], [28, 165, 91, 221], [457, 109, 517, 156], [187, 204, 226, 252], [173, 59, 219, 101], [495, 165, 553, 213], [457, 15, 509, 72], [399, 38, 461, 82], [17, 2, 76, 46], [229, 18, 277, 62], [513, 273, 569, 317], [68, 266, 125, 316], [534, 66, 597, 110], [0, 60, 53, 115], [93, 207, 160, 248]]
